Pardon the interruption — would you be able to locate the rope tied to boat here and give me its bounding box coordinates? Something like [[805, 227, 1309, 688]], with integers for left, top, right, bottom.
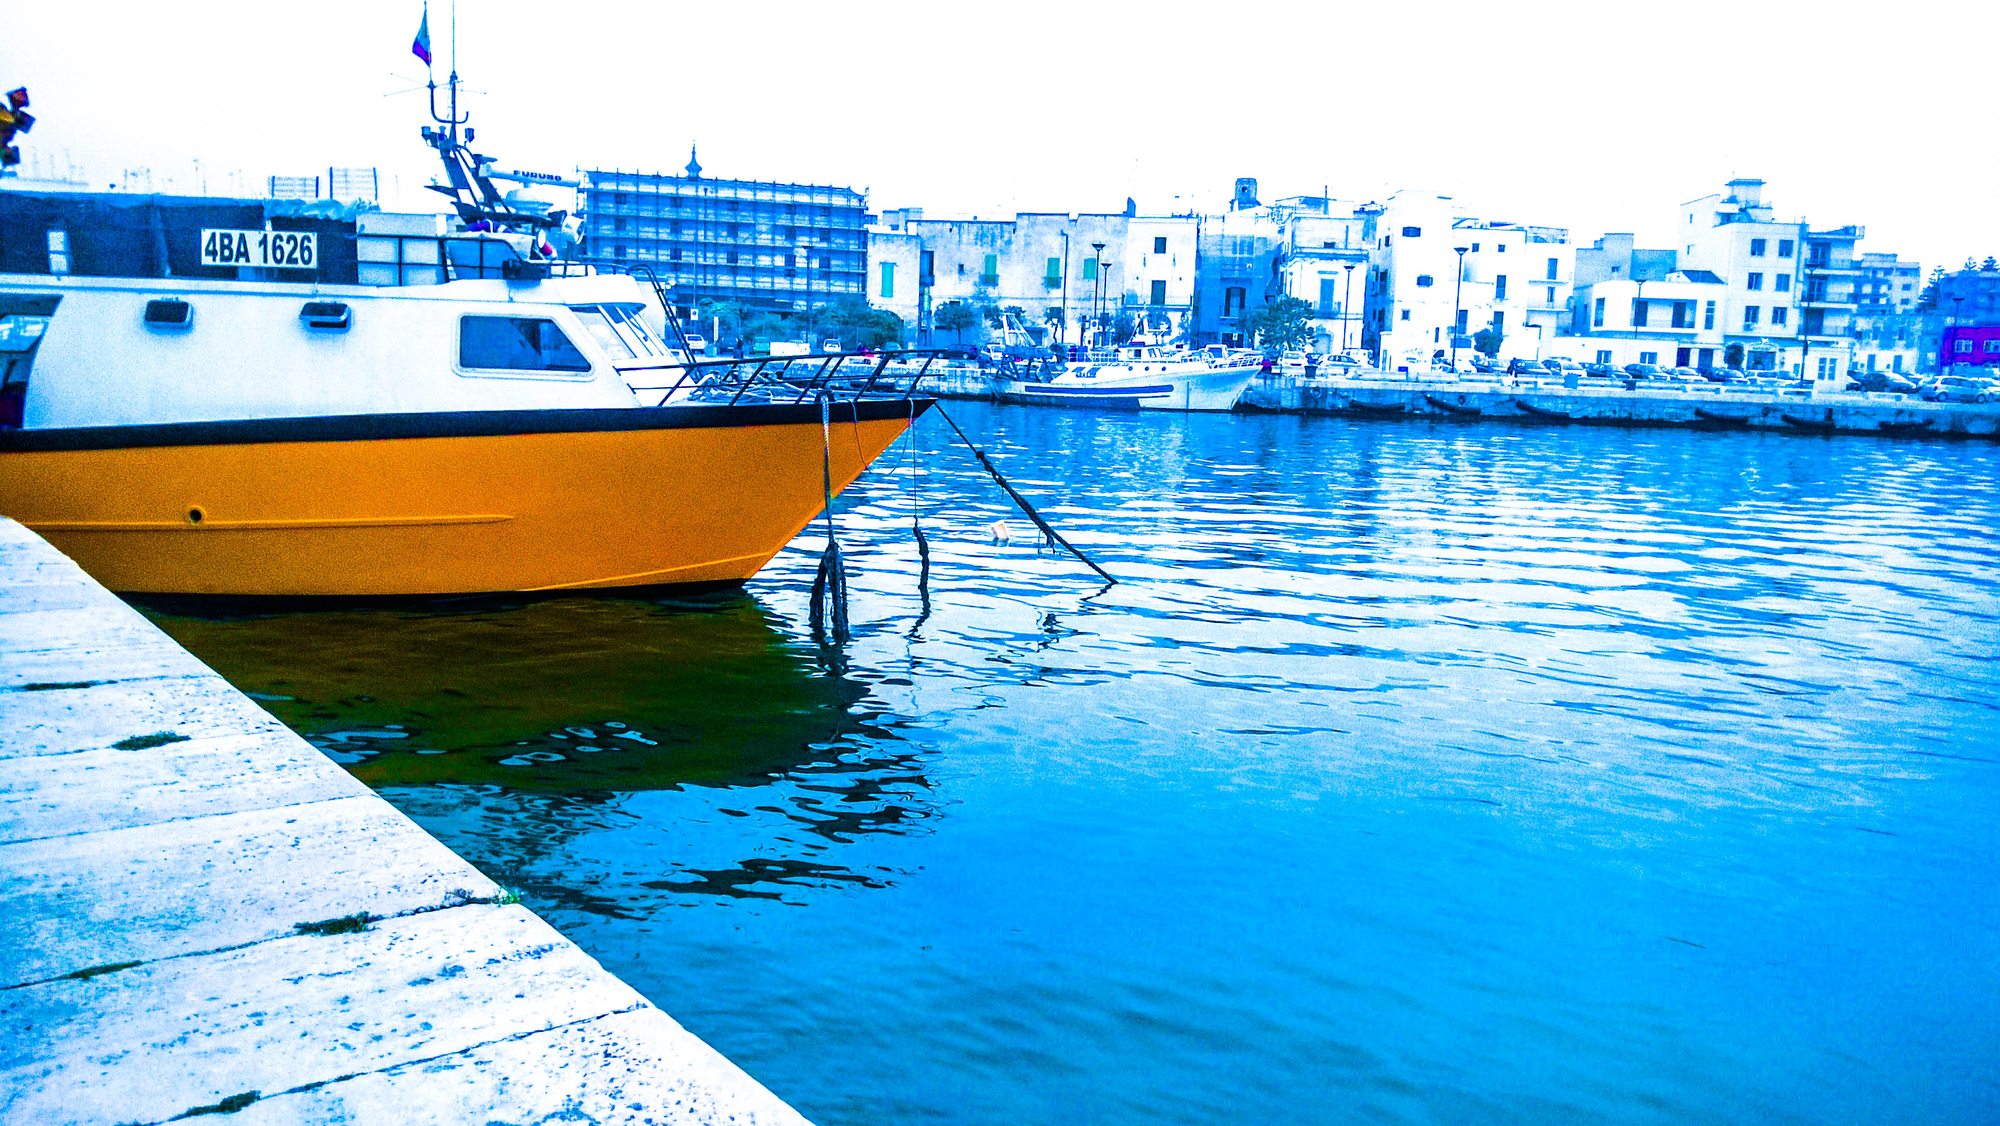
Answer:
[[932, 405, 1116, 585], [908, 397, 931, 606], [809, 393, 851, 643]]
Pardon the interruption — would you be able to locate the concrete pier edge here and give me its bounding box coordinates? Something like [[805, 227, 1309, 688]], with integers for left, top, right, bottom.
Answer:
[[907, 362, 2000, 437], [0, 518, 810, 1125]]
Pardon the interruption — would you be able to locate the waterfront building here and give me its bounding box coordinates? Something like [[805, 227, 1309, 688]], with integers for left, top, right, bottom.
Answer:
[[868, 207, 1196, 346], [1362, 191, 1573, 369], [1675, 179, 1862, 381], [582, 155, 869, 320], [864, 214, 923, 333], [1933, 265, 2000, 371], [1851, 251, 1923, 374], [1186, 180, 1379, 352], [1567, 180, 1867, 380], [1566, 271, 1729, 369], [1192, 185, 1282, 348]]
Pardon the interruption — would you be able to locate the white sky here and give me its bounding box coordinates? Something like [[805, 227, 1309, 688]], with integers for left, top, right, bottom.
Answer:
[[6, 0, 1994, 272]]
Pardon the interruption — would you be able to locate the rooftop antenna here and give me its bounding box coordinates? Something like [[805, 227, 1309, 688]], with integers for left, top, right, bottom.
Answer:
[[414, 1, 554, 235], [422, 1, 467, 142]]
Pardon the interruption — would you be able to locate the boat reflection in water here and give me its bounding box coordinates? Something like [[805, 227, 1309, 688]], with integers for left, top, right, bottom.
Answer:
[[140, 592, 937, 907]]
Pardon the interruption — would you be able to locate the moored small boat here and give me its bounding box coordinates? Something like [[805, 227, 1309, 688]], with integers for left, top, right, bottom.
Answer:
[[998, 343, 1260, 412]]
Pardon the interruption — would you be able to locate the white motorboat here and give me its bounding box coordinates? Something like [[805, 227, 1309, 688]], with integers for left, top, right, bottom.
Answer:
[[999, 343, 1261, 412]]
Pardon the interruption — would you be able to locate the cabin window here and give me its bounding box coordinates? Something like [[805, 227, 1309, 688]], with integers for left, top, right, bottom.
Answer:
[[569, 307, 637, 360], [1154, 237, 1168, 254], [460, 316, 591, 373]]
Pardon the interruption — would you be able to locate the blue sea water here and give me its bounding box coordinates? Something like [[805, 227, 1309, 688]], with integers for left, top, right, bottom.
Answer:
[[152, 406, 2000, 1124]]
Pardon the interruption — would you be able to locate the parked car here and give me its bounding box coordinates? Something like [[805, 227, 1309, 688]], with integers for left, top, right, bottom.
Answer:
[[1921, 375, 1997, 403], [1506, 357, 1545, 375], [1624, 363, 1669, 379], [1667, 366, 1704, 381], [682, 333, 709, 352], [1470, 354, 1505, 373], [1584, 362, 1621, 378], [1541, 357, 1585, 375], [1698, 366, 1748, 383], [1853, 371, 1919, 394]]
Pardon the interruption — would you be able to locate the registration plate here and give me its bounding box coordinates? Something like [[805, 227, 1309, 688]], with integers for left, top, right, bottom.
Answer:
[[200, 229, 318, 269]]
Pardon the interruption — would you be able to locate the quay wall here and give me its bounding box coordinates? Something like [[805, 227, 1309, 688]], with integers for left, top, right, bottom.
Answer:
[[1240, 377, 2000, 438], [905, 365, 2000, 439], [0, 518, 809, 1126]]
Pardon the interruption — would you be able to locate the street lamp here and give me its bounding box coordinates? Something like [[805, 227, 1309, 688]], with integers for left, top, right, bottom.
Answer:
[[1342, 263, 1357, 353], [1091, 241, 1108, 346], [1451, 246, 1469, 371]]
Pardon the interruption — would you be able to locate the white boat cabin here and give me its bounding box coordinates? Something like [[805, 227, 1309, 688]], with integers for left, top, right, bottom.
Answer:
[[0, 270, 698, 429]]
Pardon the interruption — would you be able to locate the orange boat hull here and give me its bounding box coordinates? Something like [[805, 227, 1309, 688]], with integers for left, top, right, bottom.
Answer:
[[0, 403, 923, 596]]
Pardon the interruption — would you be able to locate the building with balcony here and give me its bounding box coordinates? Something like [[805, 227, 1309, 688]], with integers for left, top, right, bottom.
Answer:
[[1661, 178, 1866, 380], [1362, 191, 1573, 369], [1185, 181, 1381, 350], [581, 154, 869, 319], [1273, 206, 1376, 354], [1193, 187, 1282, 349], [1567, 271, 1729, 369]]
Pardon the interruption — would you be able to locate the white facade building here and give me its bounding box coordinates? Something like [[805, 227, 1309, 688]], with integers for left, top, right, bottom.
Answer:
[[1276, 210, 1373, 354], [1566, 180, 1868, 381], [865, 209, 1197, 346], [1363, 191, 1573, 370]]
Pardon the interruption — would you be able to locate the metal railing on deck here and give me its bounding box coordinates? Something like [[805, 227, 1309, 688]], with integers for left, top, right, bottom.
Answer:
[[623, 349, 951, 408]]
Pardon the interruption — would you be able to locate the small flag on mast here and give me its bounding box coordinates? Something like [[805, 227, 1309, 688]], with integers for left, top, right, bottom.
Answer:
[[412, 7, 433, 67]]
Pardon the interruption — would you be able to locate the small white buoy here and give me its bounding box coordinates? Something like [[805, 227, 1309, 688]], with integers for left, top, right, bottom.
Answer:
[[989, 520, 1013, 544]]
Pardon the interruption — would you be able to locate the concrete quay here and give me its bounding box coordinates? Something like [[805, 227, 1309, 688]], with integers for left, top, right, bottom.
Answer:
[[0, 518, 809, 1126], [1241, 375, 2000, 437]]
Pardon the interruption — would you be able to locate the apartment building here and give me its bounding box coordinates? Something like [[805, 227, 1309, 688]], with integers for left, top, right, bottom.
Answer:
[[582, 155, 869, 318], [1565, 179, 1865, 379]]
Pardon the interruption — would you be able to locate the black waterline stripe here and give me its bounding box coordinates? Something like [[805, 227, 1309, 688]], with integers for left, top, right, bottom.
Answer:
[[0, 399, 935, 452]]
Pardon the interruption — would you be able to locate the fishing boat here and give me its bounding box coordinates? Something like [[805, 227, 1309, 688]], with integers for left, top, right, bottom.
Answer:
[[998, 341, 1261, 412], [0, 100, 931, 598]]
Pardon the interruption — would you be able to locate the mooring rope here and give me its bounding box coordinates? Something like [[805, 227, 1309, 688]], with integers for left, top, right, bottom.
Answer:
[[809, 394, 850, 643], [909, 397, 932, 602], [932, 404, 1116, 585]]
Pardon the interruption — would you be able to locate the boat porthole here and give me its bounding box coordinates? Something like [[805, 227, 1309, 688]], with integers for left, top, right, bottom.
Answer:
[[187, 507, 205, 525]]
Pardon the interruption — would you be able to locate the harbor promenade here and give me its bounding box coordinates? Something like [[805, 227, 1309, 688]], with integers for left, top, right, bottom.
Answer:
[[0, 518, 808, 1125], [906, 361, 2000, 436], [1239, 375, 2000, 435]]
